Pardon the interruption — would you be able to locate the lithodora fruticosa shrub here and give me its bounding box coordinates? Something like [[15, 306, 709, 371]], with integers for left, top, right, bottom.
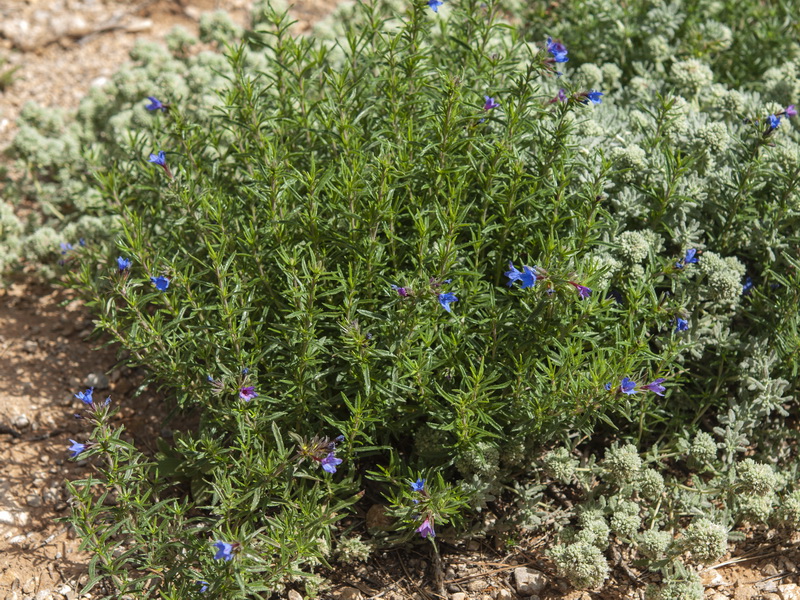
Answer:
[[44, 0, 800, 596]]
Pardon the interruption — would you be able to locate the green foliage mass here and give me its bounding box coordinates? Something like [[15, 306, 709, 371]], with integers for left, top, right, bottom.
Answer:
[[4, 0, 800, 596]]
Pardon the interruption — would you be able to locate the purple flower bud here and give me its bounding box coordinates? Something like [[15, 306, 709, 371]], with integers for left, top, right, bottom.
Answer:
[[417, 517, 435, 538], [786, 105, 797, 118], [391, 284, 409, 297], [640, 378, 666, 396], [483, 96, 500, 111]]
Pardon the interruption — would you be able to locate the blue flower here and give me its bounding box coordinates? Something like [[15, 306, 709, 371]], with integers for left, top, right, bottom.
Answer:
[[145, 96, 167, 112], [321, 452, 343, 473], [620, 377, 637, 395], [75, 387, 94, 405], [604, 383, 612, 391], [117, 257, 132, 271], [68, 439, 87, 458], [428, 0, 444, 11], [212, 541, 235, 561], [60, 242, 73, 255], [411, 478, 426, 492], [198, 581, 209, 593], [546, 37, 569, 63], [148, 151, 167, 166], [79, 238, 86, 247], [483, 96, 500, 111], [675, 318, 689, 332], [438, 292, 458, 312], [675, 248, 699, 269], [580, 90, 603, 104], [640, 378, 666, 396], [742, 276, 753, 295], [239, 386, 258, 401], [505, 262, 537, 289], [767, 114, 781, 131], [150, 275, 170, 291]]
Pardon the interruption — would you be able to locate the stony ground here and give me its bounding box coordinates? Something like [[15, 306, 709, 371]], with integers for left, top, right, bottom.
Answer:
[[1, 1, 800, 599]]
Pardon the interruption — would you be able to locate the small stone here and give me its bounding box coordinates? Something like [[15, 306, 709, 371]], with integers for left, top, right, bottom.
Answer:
[[451, 593, 467, 600], [85, 372, 109, 390], [782, 559, 796, 573], [365, 504, 392, 531], [35, 590, 52, 600], [495, 590, 513, 600], [466, 579, 489, 592], [779, 584, 800, 600], [26, 494, 43, 508], [13, 414, 30, 429], [287, 590, 303, 600], [763, 563, 780, 576], [23, 578, 36, 593], [15, 511, 30, 526], [333, 587, 362, 600], [0, 510, 16, 525], [43, 488, 60, 504], [514, 567, 547, 596], [23, 340, 38, 353], [54, 502, 68, 512]]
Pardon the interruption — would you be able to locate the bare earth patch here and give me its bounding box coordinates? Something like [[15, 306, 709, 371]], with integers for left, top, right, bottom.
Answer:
[[1, 1, 800, 599]]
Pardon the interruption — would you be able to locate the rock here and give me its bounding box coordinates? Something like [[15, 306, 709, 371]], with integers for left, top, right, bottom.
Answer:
[[13, 414, 30, 429], [779, 584, 800, 600], [35, 590, 52, 600], [451, 593, 467, 600], [287, 590, 303, 600], [16, 511, 30, 526], [0, 510, 16, 525], [763, 563, 780, 576], [56, 585, 71, 597], [514, 567, 547, 596], [495, 590, 513, 600], [43, 488, 60, 504], [85, 372, 109, 390], [23, 340, 38, 353], [9, 534, 27, 546], [23, 578, 36, 593], [26, 494, 43, 508], [365, 504, 392, 531], [333, 587, 362, 600], [466, 579, 489, 592]]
